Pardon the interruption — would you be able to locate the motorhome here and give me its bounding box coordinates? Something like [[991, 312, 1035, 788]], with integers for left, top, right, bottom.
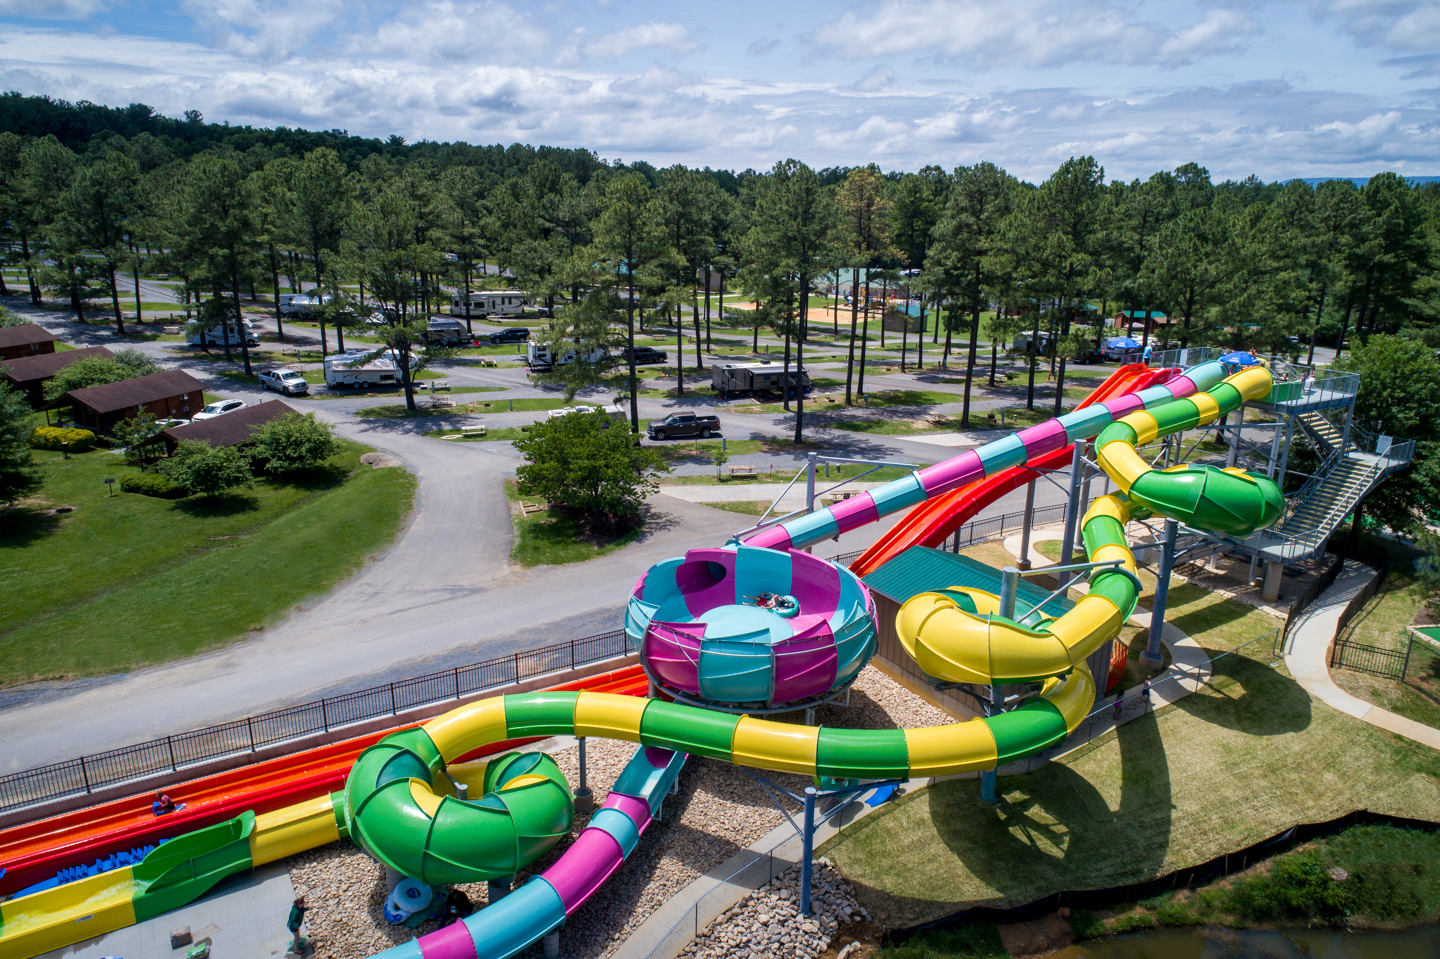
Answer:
[[525, 343, 608, 370], [187, 323, 258, 349], [280, 293, 332, 317], [710, 361, 811, 399], [322, 349, 419, 388], [422, 318, 470, 346], [449, 290, 538, 318]]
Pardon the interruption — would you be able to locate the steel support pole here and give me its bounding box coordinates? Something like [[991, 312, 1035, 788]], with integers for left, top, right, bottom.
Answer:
[[1227, 409, 1241, 469], [806, 451, 817, 513], [1056, 443, 1086, 587], [1275, 416, 1295, 488], [1145, 519, 1178, 667], [574, 736, 593, 815], [1017, 479, 1037, 571], [801, 787, 817, 916]]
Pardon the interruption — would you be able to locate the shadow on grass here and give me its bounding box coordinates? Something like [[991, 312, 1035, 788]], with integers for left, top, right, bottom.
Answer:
[[1172, 655, 1312, 736], [266, 464, 349, 492], [930, 712, 1172, 902], [172, 492, 261, 517], [0, 507, 64, 548]]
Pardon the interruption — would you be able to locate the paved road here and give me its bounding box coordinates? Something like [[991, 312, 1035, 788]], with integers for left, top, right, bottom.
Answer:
[[0, 298, 1073, 768]]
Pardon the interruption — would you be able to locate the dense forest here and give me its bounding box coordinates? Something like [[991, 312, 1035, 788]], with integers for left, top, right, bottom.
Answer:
[[2, 91, 1438, 450]]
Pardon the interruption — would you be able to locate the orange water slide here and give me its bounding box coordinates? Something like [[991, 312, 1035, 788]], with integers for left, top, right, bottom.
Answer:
[[848, 365, 1165, 578]]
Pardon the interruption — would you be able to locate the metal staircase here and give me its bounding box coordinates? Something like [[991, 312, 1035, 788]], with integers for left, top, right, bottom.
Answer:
[[1237, 420, 1413, 563]]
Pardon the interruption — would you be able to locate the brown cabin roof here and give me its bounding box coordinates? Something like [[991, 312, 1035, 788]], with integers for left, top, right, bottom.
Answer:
[[159, 400, 299, 449], [0, 346, 115, 385], [60, 369, 207, 414], [0, 324, 57, 349]]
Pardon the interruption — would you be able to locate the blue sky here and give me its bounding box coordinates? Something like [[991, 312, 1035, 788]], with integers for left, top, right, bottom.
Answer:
[[1, 0, 1437, 181]]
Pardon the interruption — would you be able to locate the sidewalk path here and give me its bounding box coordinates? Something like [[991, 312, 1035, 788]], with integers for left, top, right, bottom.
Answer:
[[1285, 562, 1440, 750]]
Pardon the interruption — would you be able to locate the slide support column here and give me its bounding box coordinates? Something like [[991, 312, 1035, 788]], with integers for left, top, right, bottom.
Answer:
[[800, 786, 817, 916], [1144, 519, 1178, 669], [1017, 478, 1037, 571], [575, 737, 593, 815], [1057, 442, 1086, 587]]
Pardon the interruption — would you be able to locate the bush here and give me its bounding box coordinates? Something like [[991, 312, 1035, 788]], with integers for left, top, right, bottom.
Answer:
[[31, 426, 96, 451], [250, 412, 340, 473], [159, 440, 253, 498], [121, 472, 188, 498]]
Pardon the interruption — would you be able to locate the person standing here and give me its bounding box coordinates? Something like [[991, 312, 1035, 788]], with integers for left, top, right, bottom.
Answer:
[[287, 896, 309, 954]]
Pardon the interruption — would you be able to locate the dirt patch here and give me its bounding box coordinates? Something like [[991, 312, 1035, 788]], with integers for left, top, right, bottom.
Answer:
[[996, 914, 1075, 956]]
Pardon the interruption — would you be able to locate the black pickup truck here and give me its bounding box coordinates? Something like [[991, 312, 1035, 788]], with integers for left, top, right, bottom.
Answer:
[[647, 411, 721, 441]]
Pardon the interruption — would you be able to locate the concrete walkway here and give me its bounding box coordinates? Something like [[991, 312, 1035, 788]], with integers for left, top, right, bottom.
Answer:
[[1285, 562, 1440, 750], [37, 864, 296, 959]]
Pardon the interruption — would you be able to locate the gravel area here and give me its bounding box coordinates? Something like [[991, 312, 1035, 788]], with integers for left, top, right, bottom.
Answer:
[[680, 860, 867, 959], [285, 665, 949, 959]]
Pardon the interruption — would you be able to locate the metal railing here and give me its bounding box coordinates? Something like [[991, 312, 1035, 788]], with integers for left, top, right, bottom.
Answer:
[[1330, 639, 1410, 678], [1262, 366, 1359, 406], [0, 629, 632, 814], [1147, 346, 1222, 370]]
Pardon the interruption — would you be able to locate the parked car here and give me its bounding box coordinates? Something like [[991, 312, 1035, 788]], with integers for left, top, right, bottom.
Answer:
[[623, 346, 668, 364], [192, 398, 246, 421], [489, 327, 531, 344], [259, 368, 310, 395], [647, 411, 721, 441]]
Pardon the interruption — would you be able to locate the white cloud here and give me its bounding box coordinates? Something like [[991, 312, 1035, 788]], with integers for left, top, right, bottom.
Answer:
[[179, 0, 343, 60], [810, 0, 1260, 68], [589, 21, 698, 58], [365, 0, 548, 64], [1306, 0, 1440, 53], [0, 0, 106, 18]]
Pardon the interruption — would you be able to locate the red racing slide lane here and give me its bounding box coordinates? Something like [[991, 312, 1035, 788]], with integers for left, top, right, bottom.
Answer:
[[848, 364, 1171, 578]]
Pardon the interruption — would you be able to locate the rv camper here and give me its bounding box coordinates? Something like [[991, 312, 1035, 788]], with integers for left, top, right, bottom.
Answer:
[[322, 349, 419, 388], [450, 290, 539, 318], [526, 343, 608, 370], [187, 323, 258, 348], [710, 361, 811, 399]]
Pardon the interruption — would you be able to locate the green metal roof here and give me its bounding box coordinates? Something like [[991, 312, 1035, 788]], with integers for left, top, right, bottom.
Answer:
[[861, 546, 1075, 619]]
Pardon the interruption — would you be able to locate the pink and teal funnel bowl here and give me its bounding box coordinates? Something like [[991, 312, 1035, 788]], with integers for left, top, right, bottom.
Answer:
[[626, 545, 877, 709]]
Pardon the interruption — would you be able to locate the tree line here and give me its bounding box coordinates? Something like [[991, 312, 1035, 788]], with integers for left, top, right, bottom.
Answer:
[[2, 93, 1438, 429]]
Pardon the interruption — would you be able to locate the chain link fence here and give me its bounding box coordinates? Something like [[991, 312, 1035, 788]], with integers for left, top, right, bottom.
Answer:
[[0, 629, 632, 814]]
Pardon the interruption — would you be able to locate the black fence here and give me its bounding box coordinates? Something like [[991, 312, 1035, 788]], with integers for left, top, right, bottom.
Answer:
[[1330, 639, 1410, 678], [888, 809, 1440, 945], [0, 629, 632, 814]]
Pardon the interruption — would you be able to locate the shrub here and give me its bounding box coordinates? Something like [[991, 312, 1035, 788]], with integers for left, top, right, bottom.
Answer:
[[121, 472, 187, 498], [31, 426, 96, 451], [159, 440, 253, 498], [250, 412, 340, 473]]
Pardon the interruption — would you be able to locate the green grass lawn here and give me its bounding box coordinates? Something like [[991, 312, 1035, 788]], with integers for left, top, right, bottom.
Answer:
[[731, 388, 962, 417], [822, 648, 1440, 930], [1328, 539, 1440, 730], [504, 479, 641, 566], [0, 442, 415, 685]]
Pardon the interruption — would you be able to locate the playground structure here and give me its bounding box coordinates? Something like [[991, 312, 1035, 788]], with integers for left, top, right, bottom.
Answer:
[[0, 355, 1416, 959]]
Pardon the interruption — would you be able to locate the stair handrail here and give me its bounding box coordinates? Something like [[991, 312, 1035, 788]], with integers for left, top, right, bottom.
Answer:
[[1285, 458, 1385, 541]]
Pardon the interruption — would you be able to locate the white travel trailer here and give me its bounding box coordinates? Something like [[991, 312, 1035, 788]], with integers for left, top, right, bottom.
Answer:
[[322, 349, 419, 388], [525, 343, 608, 370], [187, 323, 258, 348], [449, 289, 538, 318]]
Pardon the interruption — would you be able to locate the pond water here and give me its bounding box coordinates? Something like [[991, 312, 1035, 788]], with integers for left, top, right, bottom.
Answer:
[[1046, 924, 1440, 958]]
